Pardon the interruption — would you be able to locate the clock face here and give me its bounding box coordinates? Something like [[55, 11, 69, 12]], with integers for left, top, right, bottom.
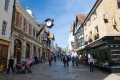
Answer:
[[46, 21, 52, 26]]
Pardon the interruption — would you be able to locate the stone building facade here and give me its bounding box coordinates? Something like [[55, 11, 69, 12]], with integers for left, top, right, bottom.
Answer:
[[10, 2, 42, 64], [0, 0, 14, 71], [83, 0, 120, 72]]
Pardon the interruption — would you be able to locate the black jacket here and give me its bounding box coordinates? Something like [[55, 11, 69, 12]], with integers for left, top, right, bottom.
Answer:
[[8, 59, 14, 66]]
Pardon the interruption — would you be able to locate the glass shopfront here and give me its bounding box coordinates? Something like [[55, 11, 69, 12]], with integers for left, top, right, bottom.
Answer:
[[88, 44, 120, 72], [0, 45, 8, 71], [86, 36, 120, 72], [89, 45, 109, 68], [109, 46, 120, 67]]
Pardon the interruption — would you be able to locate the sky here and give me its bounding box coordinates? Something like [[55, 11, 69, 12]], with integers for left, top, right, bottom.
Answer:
[[19, 0, 96, 48]]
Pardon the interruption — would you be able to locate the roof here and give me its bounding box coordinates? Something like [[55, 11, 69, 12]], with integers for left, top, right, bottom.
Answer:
[[82, 0, 102, 25], [76, 14, 87, 24]]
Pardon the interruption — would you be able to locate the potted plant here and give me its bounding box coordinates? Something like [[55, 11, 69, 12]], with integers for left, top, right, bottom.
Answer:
[[84, 41, 88, 45], [88, 38, 93, 43], [93, 33, 99, 40]]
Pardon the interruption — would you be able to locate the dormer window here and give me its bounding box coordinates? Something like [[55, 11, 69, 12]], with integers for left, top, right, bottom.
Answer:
[[90, 31, 92, 35], [93, 11, 97, 19], [117, 0, 120, 8]]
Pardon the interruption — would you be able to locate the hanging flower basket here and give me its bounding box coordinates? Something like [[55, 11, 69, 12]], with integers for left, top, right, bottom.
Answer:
[[84, 41, 88, 45], [93, 33, 99, 40], [88, 38, 93, 43]]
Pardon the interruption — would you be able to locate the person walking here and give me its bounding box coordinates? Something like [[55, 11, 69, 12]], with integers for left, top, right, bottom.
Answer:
[[63, 56, 67, 66], [76, 56, 79, 66], [7, 56, 14, 74], [66, 56, 70, 67], [71, 56, 76, 66], [54, 55, 57, 62], [26, 58, 32, 73], [88, 55, 94, 72], [48, 56, 52, 66]]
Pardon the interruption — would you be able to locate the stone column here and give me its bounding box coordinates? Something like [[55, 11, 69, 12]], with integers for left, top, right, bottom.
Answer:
[[21, 41, 26, 58], [36, 46, 38, 57], [10, 37, 14, 57], [30, 44, 33, 61]]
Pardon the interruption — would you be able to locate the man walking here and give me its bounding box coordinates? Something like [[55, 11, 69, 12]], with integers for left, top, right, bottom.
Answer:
[[71, 56, 76, 66], [7, 56, 14, 74], [48, 56, 52, 66], [88, 55, 94, 72]]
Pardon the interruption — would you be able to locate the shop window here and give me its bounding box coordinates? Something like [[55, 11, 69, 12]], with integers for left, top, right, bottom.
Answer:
[[111, 49, 120, 67], [1, 21, 7, 36], [4, 0, 9, 11], [0, 45, 8, 64], [117, 0, 120, 8]]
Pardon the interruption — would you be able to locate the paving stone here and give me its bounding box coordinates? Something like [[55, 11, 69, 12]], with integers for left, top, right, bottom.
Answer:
[[0, 60, 120, 80]]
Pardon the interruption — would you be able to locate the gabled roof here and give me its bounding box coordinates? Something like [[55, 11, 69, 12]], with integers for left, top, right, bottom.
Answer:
[[76, 14, 87, 24]]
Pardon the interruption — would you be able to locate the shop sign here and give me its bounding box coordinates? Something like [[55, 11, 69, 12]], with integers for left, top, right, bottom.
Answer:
[[114, 37, 120, 40], [0, 39, 10, 46]]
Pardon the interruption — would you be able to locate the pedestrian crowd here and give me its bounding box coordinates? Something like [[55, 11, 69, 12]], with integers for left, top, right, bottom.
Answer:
[[7, 54, 94, 74]]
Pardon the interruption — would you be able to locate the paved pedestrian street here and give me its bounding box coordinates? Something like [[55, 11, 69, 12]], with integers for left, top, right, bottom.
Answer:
[[0, 61, 120, 80]]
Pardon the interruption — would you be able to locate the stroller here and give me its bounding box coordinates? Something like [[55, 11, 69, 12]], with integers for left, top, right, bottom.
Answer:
[[16, 61, 32, 73]]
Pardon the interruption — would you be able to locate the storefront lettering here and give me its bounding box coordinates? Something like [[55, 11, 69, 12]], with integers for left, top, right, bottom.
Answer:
[[114, 37, 120, 40]]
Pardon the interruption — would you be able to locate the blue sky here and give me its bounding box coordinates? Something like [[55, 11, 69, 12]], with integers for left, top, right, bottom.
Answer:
[[19, 0, 96, 48]]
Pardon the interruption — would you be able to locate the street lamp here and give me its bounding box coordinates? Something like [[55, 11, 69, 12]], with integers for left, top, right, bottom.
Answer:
[[36, 18, 54, 37]]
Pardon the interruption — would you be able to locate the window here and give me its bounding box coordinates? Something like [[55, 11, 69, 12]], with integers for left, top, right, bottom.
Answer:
[[93, 11, 97, 19], [90, 31, 92, 35], [81, 38, 84, 46], [4, 0, 9, 11], [1, 21, 7, 36], [30, 26, 32, 35], [88, 19, 91, 26], [117, 0, 120, 8], [33, 28, 36, 37], [26, 21, 29, 33], [19, 16, 23, 29], [95, 26, 99, 33]]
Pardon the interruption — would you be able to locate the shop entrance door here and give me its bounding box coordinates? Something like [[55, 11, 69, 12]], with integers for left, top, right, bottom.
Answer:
[[14, 39, 21, 64]]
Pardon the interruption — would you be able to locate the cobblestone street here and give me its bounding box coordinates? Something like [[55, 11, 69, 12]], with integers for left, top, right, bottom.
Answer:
[[0, 61, 120, 80]]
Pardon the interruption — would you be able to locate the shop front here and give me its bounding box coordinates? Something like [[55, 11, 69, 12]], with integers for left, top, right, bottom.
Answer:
[[86, 36, 120, 73], [0, 39, 10, 71]]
